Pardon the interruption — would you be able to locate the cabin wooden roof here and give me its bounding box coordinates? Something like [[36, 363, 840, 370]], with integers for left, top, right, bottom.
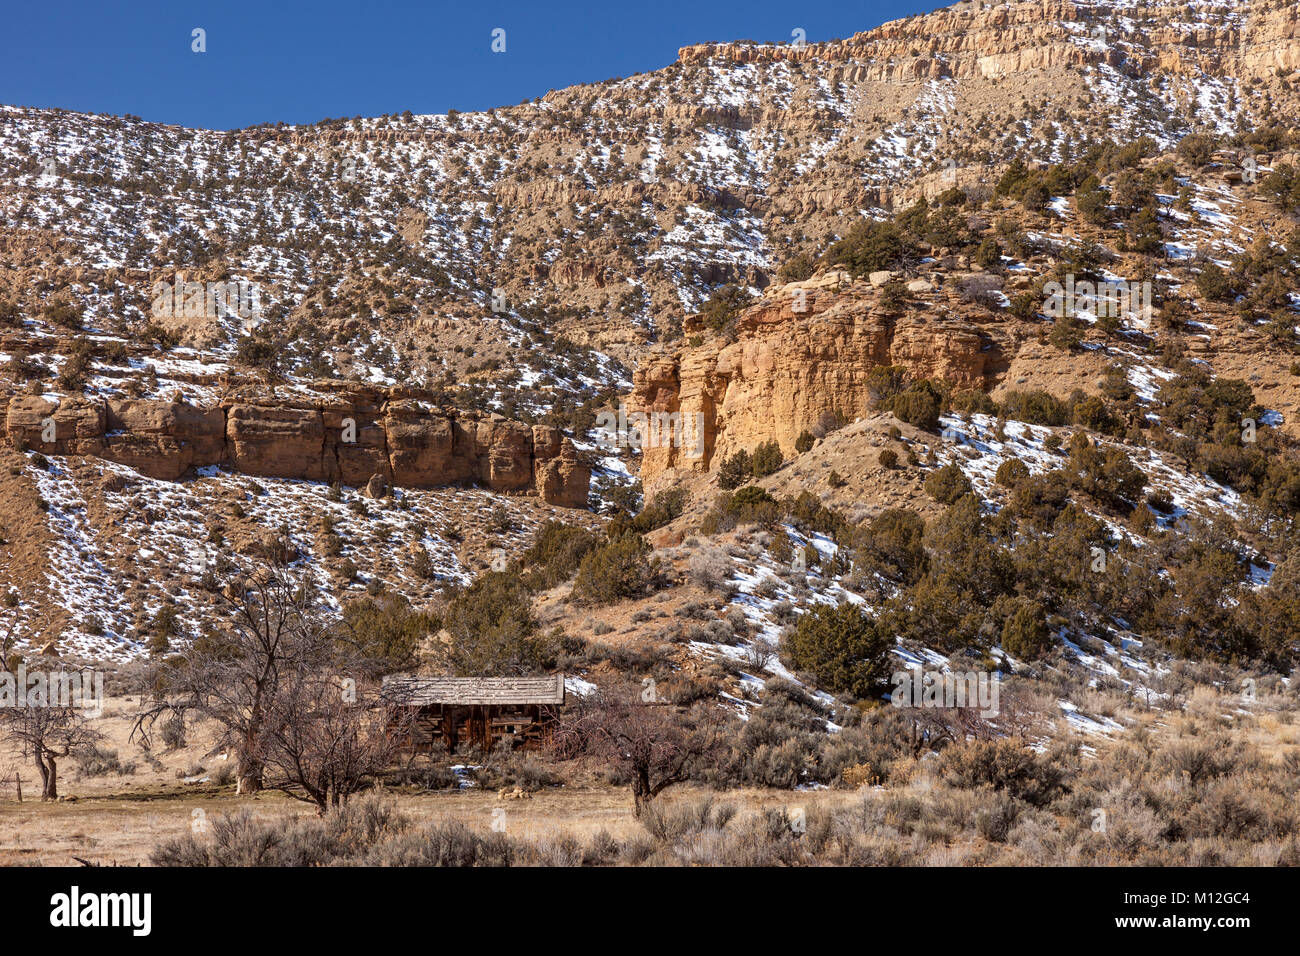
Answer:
[[381, 674, 566, 706]]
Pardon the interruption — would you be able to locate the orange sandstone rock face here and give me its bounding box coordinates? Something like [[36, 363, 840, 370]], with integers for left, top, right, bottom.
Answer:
[[324, 397, 389, 486], [534, 445, 592, 510], [225, 402, 328, 480], [6, 396, 106, 458], [4, 392, 590, 508], [103, 399, 225, 481], [384, 401, 469, 487], [475, 418, 536, 492], [630, 281, 1008, 492]]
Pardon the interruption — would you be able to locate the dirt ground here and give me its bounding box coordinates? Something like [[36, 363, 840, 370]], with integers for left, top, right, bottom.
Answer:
[[0, 782, 878, 867]]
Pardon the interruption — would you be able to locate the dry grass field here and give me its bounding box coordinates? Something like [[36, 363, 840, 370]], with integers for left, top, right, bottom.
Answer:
[[2, 681, 1297, 867]]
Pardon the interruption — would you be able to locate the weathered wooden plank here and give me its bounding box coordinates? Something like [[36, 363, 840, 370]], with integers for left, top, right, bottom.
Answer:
[[382, 673, 567, 706]]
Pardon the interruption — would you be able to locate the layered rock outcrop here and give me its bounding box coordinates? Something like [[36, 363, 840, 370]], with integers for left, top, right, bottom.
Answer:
[[105, 399, 226, 480], [677, 0, 1300, 84], [629, 276, 1011, 491], [4, 391, 590, 508]]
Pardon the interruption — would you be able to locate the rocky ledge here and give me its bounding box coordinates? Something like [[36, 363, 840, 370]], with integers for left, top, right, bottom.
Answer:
[[3, 389, 591, 509]]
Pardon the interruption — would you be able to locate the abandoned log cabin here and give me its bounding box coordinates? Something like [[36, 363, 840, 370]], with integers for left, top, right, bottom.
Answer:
[[382, 674, 567, 751]]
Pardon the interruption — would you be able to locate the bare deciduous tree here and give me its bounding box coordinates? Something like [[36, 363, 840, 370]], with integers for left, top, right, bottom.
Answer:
[[133, 560, 334, 794], [0, 704, 100, 800], [259, 670, 405, 813], [553, 690, 726, 815], [0, 621, 18, 671], [883, 682, 1036, 758]]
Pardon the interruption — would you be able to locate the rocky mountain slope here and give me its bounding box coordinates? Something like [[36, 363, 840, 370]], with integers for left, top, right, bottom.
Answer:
[[2, 0, 1299, 676], [2, 1, 1296, 364], [629, 142, 1300, 491]]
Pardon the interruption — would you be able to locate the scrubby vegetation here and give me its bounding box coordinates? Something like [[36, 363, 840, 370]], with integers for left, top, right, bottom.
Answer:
[[717, 441, 786, 489], [152, 688, 1300, 866], [440, 573, 555, 675], [572, 533, 659, 604], [783, 603, 893, 699]]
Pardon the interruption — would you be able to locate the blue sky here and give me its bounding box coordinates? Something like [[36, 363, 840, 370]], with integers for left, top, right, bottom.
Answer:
[[0, 0, 939, 130]]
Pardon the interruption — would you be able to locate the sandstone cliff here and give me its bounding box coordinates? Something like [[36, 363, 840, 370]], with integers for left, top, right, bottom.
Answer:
[[630, 274, 1019, 491], [4, 391, 590, 508]]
